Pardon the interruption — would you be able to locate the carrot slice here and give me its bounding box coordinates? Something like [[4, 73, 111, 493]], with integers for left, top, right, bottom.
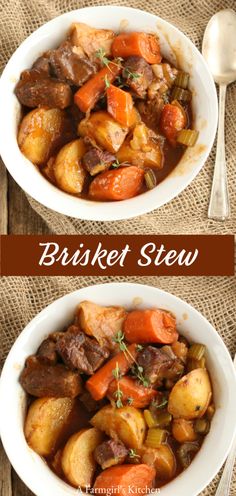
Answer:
[[89, 166, 144, 201], [112, 32, 162, 64], [86, 344, 138, 401], [123, 309, 178, 344], [160, 101, 187, 146], [94, 464, 156, 496], [107, 84, 135, 127], [74, 62, 121, 113], [108, 375, 158, 408]]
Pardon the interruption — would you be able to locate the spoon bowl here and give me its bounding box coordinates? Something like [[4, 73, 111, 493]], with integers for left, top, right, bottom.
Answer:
[[203, 9, 236, 85]]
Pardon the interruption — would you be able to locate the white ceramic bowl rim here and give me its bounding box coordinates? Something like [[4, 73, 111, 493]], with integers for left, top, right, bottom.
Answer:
[[0, 282, 236, 496], [0, 6, 218, 221]]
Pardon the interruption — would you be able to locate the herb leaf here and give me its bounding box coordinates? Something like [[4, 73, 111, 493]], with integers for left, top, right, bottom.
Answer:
[[95, 48, 110, 67]]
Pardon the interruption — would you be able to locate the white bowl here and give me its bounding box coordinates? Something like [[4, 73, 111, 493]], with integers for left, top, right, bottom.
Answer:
[[0, 282, 236, 496], [0, 6, 218, 221]]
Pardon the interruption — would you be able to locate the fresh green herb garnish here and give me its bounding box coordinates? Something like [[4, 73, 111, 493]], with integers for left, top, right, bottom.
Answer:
[[112, 362, 123, 408], [114, 331, 149, 388], [151, 397, 168, 409], [95, 48, 110, 68], [136, 344, 144, 352], [127, 397, 134, 405], [131, 364, 150, 388], [128, 449, 141, 460], [123, 67, 141, 81], [103, 74, 111, 89]]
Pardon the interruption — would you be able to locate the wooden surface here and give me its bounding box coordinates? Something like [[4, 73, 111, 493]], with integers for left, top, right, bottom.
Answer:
[[0, 159, 50, 235], [0, 159, 49, 496]]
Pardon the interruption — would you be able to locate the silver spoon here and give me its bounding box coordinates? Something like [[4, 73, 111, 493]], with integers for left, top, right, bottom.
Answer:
[[202, 9, 236, 221], [215, 354, 236, 495]]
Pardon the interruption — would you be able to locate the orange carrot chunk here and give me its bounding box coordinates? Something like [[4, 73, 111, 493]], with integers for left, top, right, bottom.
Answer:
[[74, 62, 121, 113], [89, 166, 144, 201], [123, 309, 178, 344], [160, 101, 187, 146], [107, 84, 135, 127], [94, 464, 156, 496], [112, 32, 162, 64], [86, 344, 138, 401], [108, 375, 158, 408]]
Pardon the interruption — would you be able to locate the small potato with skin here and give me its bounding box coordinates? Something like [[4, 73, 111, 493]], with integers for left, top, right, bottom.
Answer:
[[168, 368, 212, 419], [18, 108, 66, 165], [25, 397, 76, 456], [61, 428, 103, 488], [117, 137, 163, 169], [141, 445, 176, 480], [78, 111, 128, 153], [91, 405, 146, 449], [53, 139, 87, 194]]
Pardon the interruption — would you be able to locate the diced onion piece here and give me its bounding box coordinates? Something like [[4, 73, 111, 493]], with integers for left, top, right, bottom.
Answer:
[[172, 86, 192, 102], [175, 71, 190, 89], [145, 428, 167, 448], [188, 344, 206, 361], [152, 64, 164, 79], [194, 418, 210, 435], [144, 169, 157, 190], [176, 129, 199, 147], [162, 63, 177, 85], [144, 410, 156, 428]]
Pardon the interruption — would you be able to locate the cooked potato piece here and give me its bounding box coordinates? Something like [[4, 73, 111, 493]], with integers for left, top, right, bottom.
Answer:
[[53, 139, 87, 194], [78, 300, 127, 350], [78, 111, 129, 153], [91, 405, 146, 449], [141, 445, 176, 480], [70, 23, 115, 60], [61, 428, 103, 488], [25, 397, 76, 456], [168, 368, 212, 419], [43, 156, 56, 184], [18, 108, 66, 165], [117, 124, 163, 168]]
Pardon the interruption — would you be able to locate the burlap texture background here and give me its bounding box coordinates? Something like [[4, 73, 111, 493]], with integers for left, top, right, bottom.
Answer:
[[0, 0, 236, 495]]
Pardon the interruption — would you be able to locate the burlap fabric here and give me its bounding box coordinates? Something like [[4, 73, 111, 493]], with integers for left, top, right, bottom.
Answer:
[[0, 0, 236, 495]]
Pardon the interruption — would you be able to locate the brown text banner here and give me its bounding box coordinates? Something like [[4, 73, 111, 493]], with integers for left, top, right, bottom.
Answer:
[[0, 235, 234, 276]]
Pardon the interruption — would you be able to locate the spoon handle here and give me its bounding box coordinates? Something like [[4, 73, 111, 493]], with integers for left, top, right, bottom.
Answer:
[[208, 83, 230, 220], [215, 433, 236, 496]]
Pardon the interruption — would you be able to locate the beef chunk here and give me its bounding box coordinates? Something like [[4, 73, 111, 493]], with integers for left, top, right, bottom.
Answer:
[[122, 56, 153, 98], [15, 71, 72, 109], [50, 42, 96, 86], [20, 356, 82, 398], [37, 338, 58, 365], [94, 440, 128, 469], [80, 390, 106, 413], [56, 326, 109, 375], [137, 96, 165, 131], [32, 54, 51, 75], [137, 346, 183, 387], [82, 148, 115, 176]]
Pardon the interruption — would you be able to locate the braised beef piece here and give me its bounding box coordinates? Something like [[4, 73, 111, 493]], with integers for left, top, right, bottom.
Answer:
[[137, 345, 183, 387], [37, 338, 58, 365], [122, 56, 153, 98], [67, 104, 85, 127], [15, 70, 72, 109], [32, 54, 51, 75], [50, 42, 96, 87], [94, 440, 128, 470], [80, 390, 106, 413], [20, 356, 82, 398], [82, 148, 116, 176], [56, 326, 109, 375], [137, 96, 165, 131]]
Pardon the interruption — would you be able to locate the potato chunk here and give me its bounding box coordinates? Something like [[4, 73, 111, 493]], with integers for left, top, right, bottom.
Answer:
[[61, 428, 103, 488], [70, 23, 115, 60], [78, 111, 128, 153], [168, 368, 212, 419], [78, 300, 127, 350], [140, 445, 176, 480], [91, 405, 146, 449], [25, 397, 76, 456], [117, 124, 163, 169], [53, 139, 87, 194], [18, 108, 67, 165]]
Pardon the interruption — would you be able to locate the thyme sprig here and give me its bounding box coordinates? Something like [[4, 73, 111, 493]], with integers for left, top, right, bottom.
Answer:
[[95, 47, 141, 81], [113, 331, 149, 388], [112, 362, 123, 408], [128, 448, 141, 460]]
